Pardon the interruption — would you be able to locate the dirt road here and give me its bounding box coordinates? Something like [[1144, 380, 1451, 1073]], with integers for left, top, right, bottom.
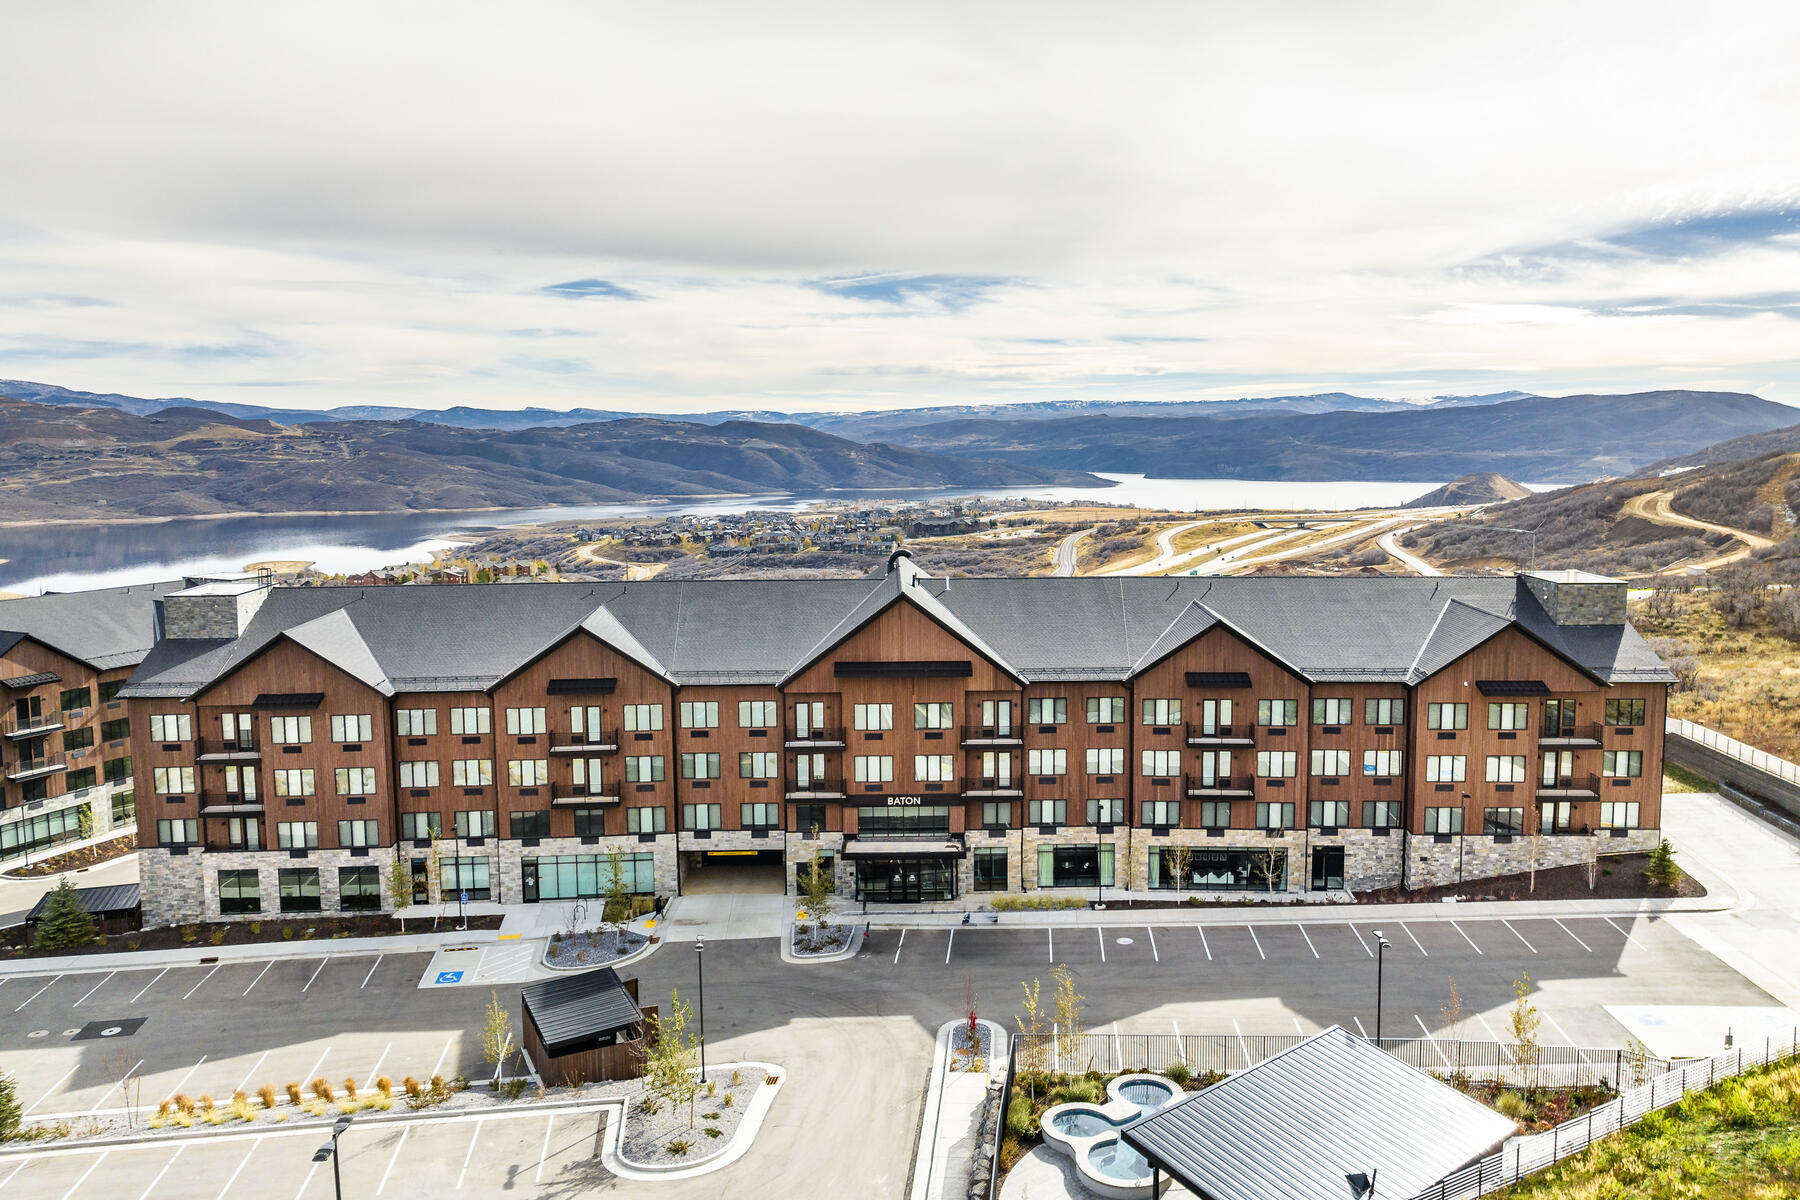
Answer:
[[1622, 490, 1775, 574]]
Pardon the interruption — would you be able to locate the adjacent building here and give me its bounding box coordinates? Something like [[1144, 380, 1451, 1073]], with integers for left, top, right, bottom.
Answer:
[[121, 561, 1672, 926], [1, 581, 184, 862]]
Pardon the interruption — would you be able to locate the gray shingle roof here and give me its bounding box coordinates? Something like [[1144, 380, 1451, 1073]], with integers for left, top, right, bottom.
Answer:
[[1121, 1026, 1516, 1200], [120, 565, 1674, 699], [0, 581, 186, 671]]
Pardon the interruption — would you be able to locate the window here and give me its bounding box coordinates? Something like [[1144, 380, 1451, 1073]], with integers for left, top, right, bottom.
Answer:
[[396, 708, 437, 736], [914, 702, 954, 730], [1425, 755, 1467, 782], [156, 818, 198, 845], [571, 758, 607, 794], [337, 819, 379, 847], [853, 755, 894, 783], [793, 752, 826, 789], [623, 704, 664, 732], [974, 848, 1008, 892], [270, 715, 312, 744], [335, 766, 377, 796], [400, 812, 441, 840], [1141, 749, 1181, 777], [1194, 750, 1233, 786], [853, 703, 893, 731], [679, 701, 719, 729], [1311, 799, 1350, 827], [451, 759, 493, 787], [626, 807, 667, 833], [1256, 751, 1297, 778], [742, 802, 779, 828], [1363, 749, 1403, 778], [1142, 799, 1181, 827], [59, 686, 91, 711], [277, 821, 319, 849], [506, 759, 550, 787], [739, 751, 778, 779], [273, 768, 315, 797], [914, 754, 954, 782], [224, 767, 258, 801], [572, 808, 609, 836], [104, 755, 132, 783], [101, 717, 131, 742], [511, 810, 550, 838], [1424, 806, 1463, 834], [98, 680, 124, 704], [278, 868, 322, 912], [568, 706, 604, 741], [1028, 698, 1068, 725], [399, 760, 439, 788], [450, 707, 492, 735], [110, 791, 135, 824], [63, 726, 94, 752], [681, 752, 721, 780], [226, 816, 261, 850], [1086, 747, 1125, 776], [1258, 699, 1299, 727], [980, 751, 1012, 786], [505, 707, 547, 735], [1087, 697, 1127, 724], [983, 801, 1013, 828], [149, 713, 192, 742], [1256, 801, 1295, 830], [152, 766, 195, 795], [738, 700, 778, 728], [330, 714, 373, 743], [1487, 702, 1528, 731], [218, 869, 260, 915], [1364, 800, 1403, 829], [1088, 797, 1125, 825], [1600, 801, 1641, 829], [682, 803, 722, 830], [440, 856, 491, 901], [1605, 699, 1647, 727], [65, 767, 97, 792], [1603, 750, 1644, 778], [625, 755, 665, 782], [455, 810, 497, 838], [1310, 749, 1350, 777], [1312, 698, 1353, 726], [1427, 703, 1468, 731], [1142, 698, 1181, 727], [1483, 807, 1525, 835], [220, 712, 253, 749], [1028, 748, 1067, 776], [1028, 799, 1067, 825], [1485, 755, 1528, 783], [1200, 799, 1231, 828], [339, 866, 381, 911], [524, 852, 653, 900], [1364, 697, 1406, 726], [1195, 698, 1233, 734]]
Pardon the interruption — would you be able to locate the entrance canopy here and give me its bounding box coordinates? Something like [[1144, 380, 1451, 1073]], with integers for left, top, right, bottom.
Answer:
[[841, 838, 965, 858]]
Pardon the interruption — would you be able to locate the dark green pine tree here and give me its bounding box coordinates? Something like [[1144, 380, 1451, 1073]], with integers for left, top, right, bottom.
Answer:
[[35, 879, 98, 950]]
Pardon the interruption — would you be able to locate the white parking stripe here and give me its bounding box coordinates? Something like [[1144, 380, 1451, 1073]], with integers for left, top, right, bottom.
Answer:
[[362, 955, 384, 989], [235, 1050, 270, 1096], [131, 967, 170, 1003], [1246, 925, 1264, 960], [73, 971, 116, 1007], [366, 1042, 392, 1084], [1400, 922, 1428, 956], [0, 1157, 29, 1191], [1145, 926, 1159, 962], [1476, 1012, 1501, 1041], [1112, 1021, 1123, 1065], [137, 1145, 185, 1200], [92, 1060, 142, 1112], [183, 964, 221, 999], [1171, 1019, 1185, 1060], [161, 1055, 208, 1103], [1293, 1017, 1305, 1036], [1605, 916, 1650, 950], [431, 1035, 455, 1080], [1555, 919, 1593, 952], [295, 1161, 319, 1200], [1450, 921, 1484, 955], [378, 1125, 411, 1195], [894, 929, 906, 964], [1231, 1018, 1251, 1064], [303, 956, 331, 992], [1196, 926, 1211, 961], [301, 1045, 333, 1089], [1353, 1015, 1369, 1038], [26, 1066, 79, 1115], [534, 1113, 555, 1184], [1046, 928, 1052, 963], [1298, 926, 1319, 959], [1414, 1015, 1452, 1068], [1097, 928, 1106, 963], [243, 961, 275, 996], [456, 1118, 485, 1190], [59, 1151, 105, 1200], [14, 974, 62, 1010], [945, 930, 955, 964], [1348, 924, 1373, 957], [1503, 920, 1537, 953], [217, 1136, 263, 1200]]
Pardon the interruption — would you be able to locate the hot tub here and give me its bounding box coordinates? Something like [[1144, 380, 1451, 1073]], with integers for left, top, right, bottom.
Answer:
[[1038, 1073, 1179, 1199]]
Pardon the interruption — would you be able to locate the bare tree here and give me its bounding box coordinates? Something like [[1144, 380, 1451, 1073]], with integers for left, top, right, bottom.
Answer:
[[105, 1048, 143, 1129]]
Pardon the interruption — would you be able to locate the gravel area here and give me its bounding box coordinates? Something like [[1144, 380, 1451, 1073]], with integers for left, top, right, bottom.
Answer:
[[616, 1068, 764, 1166], [791, 922, 855, 957], [546, 928, 648, 967], [951, 1021, 992, 1070]]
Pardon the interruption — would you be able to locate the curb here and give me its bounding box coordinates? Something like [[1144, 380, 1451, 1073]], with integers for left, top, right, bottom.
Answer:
[[602, 1061, 784, 1181], [912, 1019, 1009, 1200], [0, 926, 509, 978], [780, 919, 866, 965]]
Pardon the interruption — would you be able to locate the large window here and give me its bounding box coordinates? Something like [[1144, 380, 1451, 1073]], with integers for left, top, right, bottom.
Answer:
[[1485, 755, 1528, 783], [511, 810, 550, 838], [1255, 801, 1295, 830], [741, 802, 779, 828], [331, 714, 373, 743], [1152, 847, 1285, 892], [570, 758, 607, 794], [914, 702, 954, 730], [1088, 797, 1125, 825], [1311, 799, 1350, 828], [400, 760, 439, 788], [63, 726, 94, 753], [337, 820, 379, 848], [278, 868, 322, 912], [983, 801, 1013, 828], [218, 869, 261, 915], [455, 809, 497, 838], [104, 754, 132, 783], [1028, 698, 1067, 725], [1363, 749, 1403, 778], [1483, 807, 1525, 835], [1424, 806, 1463, 834], [681, 803, 722, 830], [149, 713, 191, 742], [153, 766, 196, 795], [277, 821, 319, 849], [270, 715, 312, 745], [853, 704, 894, 731], [622, 704, 663, 732], [1087, 747, 1125, 776], [679, 701, 719, 729], [1029, 799, 1067, 826], [339, 866, 381, 911], [97, 680, 125, 704], [1141, 750, 1181, 777], [1603, 750, 1644, 778], [59, 686, 91, 711], [1487, 703, 1529, 731], [626, 807, 667, 833], [397, 708, 437, 736], [507, 759, 550, 786], [1312, 698, 1353, 726], [1142, 799, 1181, 827], [973, 848, 1008, 892], [854, 755, 894, 783], [1426, 703, 1468, 731], [1028, 748, 1067, 776], [101, 717, 131, 743], [1256, 751, 1297, 778], [272, 768, 315, 797], [441, 856, 491, 900], [335, 767, 377, 796], [1363, 800, 1403, 829], [452, 759, 494, 786], [1600, 801, 1641, 829], [401, 811, 442, 839], [505, 707, 548, 735], [1605, 699, 1647, 727], [856, 804, 950, 837], [739, 700, 778, 728], [156, 818, 198, 846], [1365, 697, 1405, 726], [625, 755, 665, 782], [1200, 799, 1231, 828], [450, 707, 492, 735], [914, 754, 954, 782], [1142, 698, 1181, 727], [1257, 699, 1299, 727], [1310, 749, 1350, 777], [1036, 843, 1113, 888], [1087, 697, 1126, 724], [523, 853, 653, 901], [572, 808, 609, 836], [1425, 755, 1466, 782], [739, 751, 778, 779], [680, 753, 721, 780]]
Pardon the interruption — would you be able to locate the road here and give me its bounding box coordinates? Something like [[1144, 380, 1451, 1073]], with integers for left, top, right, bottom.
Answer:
[[1049, 527, 1094, 576], [573, 542, 667, 580], [1379, 525, 1442, 576], [1622, 490, 1775, 574]]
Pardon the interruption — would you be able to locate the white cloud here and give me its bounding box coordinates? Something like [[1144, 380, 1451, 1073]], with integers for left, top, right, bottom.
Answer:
[[0, 0, 1797, 411]]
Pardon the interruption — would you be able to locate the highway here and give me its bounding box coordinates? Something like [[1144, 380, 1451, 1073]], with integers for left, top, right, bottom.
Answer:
[[1049, 527, 1094, 576]]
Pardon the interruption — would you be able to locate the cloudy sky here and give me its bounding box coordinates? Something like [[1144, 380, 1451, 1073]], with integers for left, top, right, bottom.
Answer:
[[2, 1, 1798, 414]]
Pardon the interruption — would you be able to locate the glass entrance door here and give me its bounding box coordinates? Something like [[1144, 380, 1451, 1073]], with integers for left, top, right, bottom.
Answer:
[[856, 857, 957, 902], [1310, 846, 1345, 890]]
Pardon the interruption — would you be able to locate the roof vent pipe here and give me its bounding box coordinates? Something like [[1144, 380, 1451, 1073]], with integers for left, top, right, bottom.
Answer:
[[887, 548, 914, 575]]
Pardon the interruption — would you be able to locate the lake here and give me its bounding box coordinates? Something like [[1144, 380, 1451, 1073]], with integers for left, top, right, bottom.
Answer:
[[0, 474, 1457, 594]]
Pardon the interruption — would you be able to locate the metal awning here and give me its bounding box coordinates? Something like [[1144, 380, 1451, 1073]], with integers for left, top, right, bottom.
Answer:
[[841, 838, 965, 859], [252, 692, 324, 709], [26, 883, 140, 922], [1476, 679, 1550, 696], [1185, 671, 1252, 688], [2, 671, 61, 689]]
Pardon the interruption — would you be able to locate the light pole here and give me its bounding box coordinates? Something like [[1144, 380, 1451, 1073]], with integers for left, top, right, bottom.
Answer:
[[694, 935, 708, 1084], [1371, 930, 1392, 1044], [312, 1115, 352, 1200]]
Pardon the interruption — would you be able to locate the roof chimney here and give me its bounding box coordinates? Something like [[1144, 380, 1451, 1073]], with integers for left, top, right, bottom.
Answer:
[[887, 547, 914, 575], [1520, 570, 1627, 626], [157, 578, 273, 641]]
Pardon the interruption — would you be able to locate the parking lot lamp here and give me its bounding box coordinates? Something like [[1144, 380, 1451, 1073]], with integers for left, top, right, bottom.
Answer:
[[695, 935, 708, 1084], [1372, 930, 1392, 1044], [312, 1115, 352, 1200]]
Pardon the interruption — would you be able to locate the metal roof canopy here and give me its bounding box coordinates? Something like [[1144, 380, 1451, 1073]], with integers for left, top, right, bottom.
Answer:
[[26, 883, 142, 923], [520, 967, 644, 1058], [1477, 679, 1551, 696], [2, 671, 62, 689], [841, 838, 966, 858], [1121, 1026, 1516, 1200]]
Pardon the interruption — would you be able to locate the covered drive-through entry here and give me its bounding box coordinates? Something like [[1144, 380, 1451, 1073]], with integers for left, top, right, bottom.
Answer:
[[679, 847, 785, 894]]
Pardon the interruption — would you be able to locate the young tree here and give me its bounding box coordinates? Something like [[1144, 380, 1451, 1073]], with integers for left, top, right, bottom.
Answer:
[[1163, 844, 1193, 893], [801, 834, 834, 936], [1017, 977, 1049, 1096], [35, 879, 97, 950], [1440, 976, 1466, 1082], [0, 1068, 22, 1140], [962, 974, 980, 1058], [1527, 830, 1547, 894], [1507, 974, 1543, 1095], [1644, 839, 1681, 889], [604, 847, 633, 936], [1052, 964, 1086, 1073], [387, 852, 413, 928], [426, 836, 445, 909], [1584, 838, 1600, 892], [480, 990, 516, 1084], [644, 989, 702, 1126]]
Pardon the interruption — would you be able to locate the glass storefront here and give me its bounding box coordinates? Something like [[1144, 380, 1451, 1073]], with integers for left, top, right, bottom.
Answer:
[[1150, 847, 1288, 891], [522, 852, 654, 902], [856, 804, 951, 837], [1036, 843, 1113, 888], [855, 857, 958, 902]]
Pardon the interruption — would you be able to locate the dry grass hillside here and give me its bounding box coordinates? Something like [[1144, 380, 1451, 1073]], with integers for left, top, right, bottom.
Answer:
[[1633, 587, 1800, 761]]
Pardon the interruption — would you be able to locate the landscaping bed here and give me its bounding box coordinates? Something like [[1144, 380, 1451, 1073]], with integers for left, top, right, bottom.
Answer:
[[1358, 850, 1706, 905], [3, 833, 137, 878], [546, 927, 649, 968], [1, 912, 505, 959], [999, 1064, 1223, 1177], [617, 1067, 765, 1166], [791, 922, 855, 957]]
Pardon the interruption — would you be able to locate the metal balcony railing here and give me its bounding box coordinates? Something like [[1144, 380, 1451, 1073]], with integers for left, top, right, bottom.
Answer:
[[784, 726, 845, 747], [1186, 723, 1255, 745], [1185, 773, 1254, 795]]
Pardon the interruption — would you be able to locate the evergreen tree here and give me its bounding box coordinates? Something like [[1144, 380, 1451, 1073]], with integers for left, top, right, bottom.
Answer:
[[0, 1069, 21, 1140], [35, 879, 97, 950], [1644, 838, 1681, 889]]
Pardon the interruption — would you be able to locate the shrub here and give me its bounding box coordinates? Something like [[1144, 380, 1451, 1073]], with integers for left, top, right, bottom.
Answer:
[[155, 1098, 173, 1120], [342, 1077, 358, 1100], [174, 1094, 196, 1115], [284, 1082, 303, 1105], [706, 1080, 717, 1097], [1165, 1060, 1192, 1086], [0, 1071, 19, 1140], [989, 895, 1088, 912], [375, 1077, 393, 1098], [703, 1126, 722, 1138], [258, 1085, 278, 1110], [229, 1094, 255, 1122], [639, 1096, 662, 1115], [198, 1094, 215, 1113], [180, 925, 200, 944], [730, 1069, 742, 1086], [210, 929, 228, 945], [312, 1078, 335, 1103], [999, 1135, 1029, 1173], [721, 1093, 734, 1108], [667, 1138, 691, 1156], [282, 927, 294, 940], [1005, 1094, 1039, 1139], [1495, 1091, 1529, 1120], [402, 1077, 421, 1099], [249, 921, 262, 934]]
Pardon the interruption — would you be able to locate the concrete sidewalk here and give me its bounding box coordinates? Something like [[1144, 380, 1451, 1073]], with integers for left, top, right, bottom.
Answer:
[[0, 920, 512, 977], [1666, 791, 1800, 1009]]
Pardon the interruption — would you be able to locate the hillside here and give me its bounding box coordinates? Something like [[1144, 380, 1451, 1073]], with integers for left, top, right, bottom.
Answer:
[[0, 398, 1099, 521], [1404, 473, 1532, 507]]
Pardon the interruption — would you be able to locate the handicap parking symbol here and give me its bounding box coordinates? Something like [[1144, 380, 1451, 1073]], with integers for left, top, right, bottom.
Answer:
[[435, 970, 464, 984]]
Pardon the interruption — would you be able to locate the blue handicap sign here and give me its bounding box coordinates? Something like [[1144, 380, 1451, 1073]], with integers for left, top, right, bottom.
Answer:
[[436, 970, 464, 984], [460, 891, 469, 904]]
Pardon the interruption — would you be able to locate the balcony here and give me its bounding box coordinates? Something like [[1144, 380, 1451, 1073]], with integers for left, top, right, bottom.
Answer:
[[196, 736, 262, 763], [2, 710, 65, 740], [5, 752, 67, 782], [962, 776, 1022, 797], [1185, 773, 1254, 797], [550, 784, 620, 806], [785, 778, 845, 800], [549, 733, 619, 755], [1535, 773, 1600, 798], [960, 724, 1023, 747], [1539, 724, 1603, 748], [199, 793, 265, 816], [784, 726, 845, 749], [1186, 724, 1255, 747]]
